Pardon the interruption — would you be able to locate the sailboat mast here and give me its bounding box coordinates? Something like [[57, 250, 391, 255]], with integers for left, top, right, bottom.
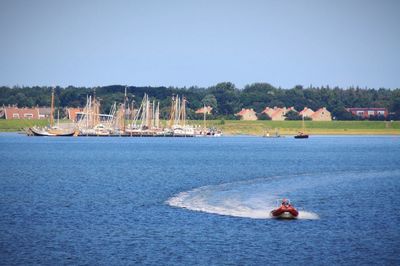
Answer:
[[203, 104, 206, 130], [156, 102, 160, 129], [123, 86, 127, 132], [152, 100, 155, 128], [182, 97, 186, 127], [50, 88, 55, 127]]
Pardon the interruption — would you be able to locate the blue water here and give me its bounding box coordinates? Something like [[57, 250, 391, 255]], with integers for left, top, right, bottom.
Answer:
[[0, 133, 399, 265]]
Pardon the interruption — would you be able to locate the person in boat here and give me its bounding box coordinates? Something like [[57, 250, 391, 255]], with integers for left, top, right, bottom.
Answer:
[[282, 198, 291, 207]]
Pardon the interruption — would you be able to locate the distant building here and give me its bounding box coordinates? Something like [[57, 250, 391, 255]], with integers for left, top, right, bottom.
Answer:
[[311, 107, 332, 121], [261, 107, 276, 118], [2, 106, 40, 119], [236, 108, 257, 120], [262, 106, 296, 121], [299, 107, 315, 118], [346, 108, 388, 119], [67, 107, 84, 121], [38, 107, 52, 119], [195, 106, 213, 115]]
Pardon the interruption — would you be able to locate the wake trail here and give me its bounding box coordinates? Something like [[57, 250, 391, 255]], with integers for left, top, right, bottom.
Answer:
[[166, 181, 319, 220]]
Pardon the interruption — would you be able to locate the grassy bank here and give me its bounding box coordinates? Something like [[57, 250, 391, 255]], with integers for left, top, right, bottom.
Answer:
[[197, 120, 400, 136], [0, 119, 399, 135], [0, 119, 49, 132]]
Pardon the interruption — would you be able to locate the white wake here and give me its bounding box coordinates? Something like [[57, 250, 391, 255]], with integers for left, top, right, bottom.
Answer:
[[166, 179, 319, 220]]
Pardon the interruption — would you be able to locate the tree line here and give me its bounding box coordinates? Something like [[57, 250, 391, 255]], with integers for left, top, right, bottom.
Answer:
[[1, 83, 399, 120]]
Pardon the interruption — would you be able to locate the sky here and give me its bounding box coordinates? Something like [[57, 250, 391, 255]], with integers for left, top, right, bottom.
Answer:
[[0, 0, 399, 89]]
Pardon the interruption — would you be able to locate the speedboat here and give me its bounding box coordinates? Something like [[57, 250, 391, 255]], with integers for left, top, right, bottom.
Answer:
[[270, 199, 299, 219]]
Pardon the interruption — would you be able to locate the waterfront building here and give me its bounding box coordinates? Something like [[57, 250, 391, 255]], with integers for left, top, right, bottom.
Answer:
[[311, 107, 332, 121], [1, 106, 40, 119], [236, 108, 257, 120], [346, 108, 388, 119]]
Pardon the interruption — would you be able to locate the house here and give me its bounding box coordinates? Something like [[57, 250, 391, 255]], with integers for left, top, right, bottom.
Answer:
[[2, 106, 40, 119], [346, 108, 388, 119], [67, 107, 83, 121], [195, 106, 213, 115], [38, 107, 52, 119], [235, 108, 257, 120], [311, 107, 332, 121], [299, 107, 315, 118], [261, 107, 277, 118], [262, 106, 296, 121]]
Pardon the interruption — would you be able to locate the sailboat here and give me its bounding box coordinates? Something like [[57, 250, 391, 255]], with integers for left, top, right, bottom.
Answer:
[[294, 114, 309, 139], [125, 93, 161, 136], [30, 89, 75, 136], [168, 95, 194, 137]]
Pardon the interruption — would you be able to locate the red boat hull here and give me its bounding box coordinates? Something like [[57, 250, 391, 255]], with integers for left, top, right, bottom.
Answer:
[[271, 205, 299, 219]]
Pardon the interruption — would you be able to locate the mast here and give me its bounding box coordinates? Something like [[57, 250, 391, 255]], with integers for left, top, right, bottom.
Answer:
[[155, 102, 160, 129], [176, 95, 180, 125], [152, 100, 155, 128], [203, 104, 206, 130], [123, 86, 127, 132], [50, 88, 55, 127], [169, 95, 176, 128], [57, 109, 60, 127], [181, 96, 186, 127]]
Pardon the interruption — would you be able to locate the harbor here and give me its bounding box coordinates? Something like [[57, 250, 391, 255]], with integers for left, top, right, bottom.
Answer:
[[27, 89, 222, 138]]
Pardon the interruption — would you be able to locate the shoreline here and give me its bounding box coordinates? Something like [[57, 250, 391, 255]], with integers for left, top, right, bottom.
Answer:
[[0, 120, 399, 136]]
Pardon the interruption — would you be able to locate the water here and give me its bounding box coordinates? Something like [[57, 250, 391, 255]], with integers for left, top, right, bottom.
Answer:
[[0, 133, 399, 265]]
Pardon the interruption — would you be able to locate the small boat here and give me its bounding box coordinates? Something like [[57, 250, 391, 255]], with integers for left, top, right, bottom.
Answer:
[[294, 132, 309, 139], [270, 199, 299, 219], [294, 115, 309, 139]]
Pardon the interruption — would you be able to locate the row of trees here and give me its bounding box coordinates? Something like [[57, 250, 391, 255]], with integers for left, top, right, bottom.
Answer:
[[1, 83, 399, 120]]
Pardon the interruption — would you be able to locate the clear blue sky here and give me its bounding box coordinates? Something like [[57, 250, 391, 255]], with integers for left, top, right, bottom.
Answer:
[[0, 0, 399, 89]]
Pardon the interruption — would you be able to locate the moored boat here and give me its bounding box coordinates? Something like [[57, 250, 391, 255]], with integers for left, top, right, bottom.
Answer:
[[30, 126, 75, 137], [294, 115, 309, 139], [294, 132, 309, 139]]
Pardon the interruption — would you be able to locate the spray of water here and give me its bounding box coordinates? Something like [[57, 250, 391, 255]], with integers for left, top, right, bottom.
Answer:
[[166, 179, 320, 220]]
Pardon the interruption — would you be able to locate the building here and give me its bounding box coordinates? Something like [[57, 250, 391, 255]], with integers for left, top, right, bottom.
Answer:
[[262, 106, 296, 121], [67, 107, 84, 121], [299, 107, 315, 118], [346, 108, 388, 119], [311, 107, 332, 121], [2, 106, 40, 119], [195, 106, 213, 115], [235, 108, 257, 120], [38, 107, 52, 119], [261, 107, 276, 118]]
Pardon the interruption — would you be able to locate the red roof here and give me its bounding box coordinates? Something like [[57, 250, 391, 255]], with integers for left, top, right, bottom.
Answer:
[[299, 107, 314, 116], [346, 107, 387, 111], [195, 106, 213, 114], [4, 107, 40, 119], [236, 108, 255, 116]]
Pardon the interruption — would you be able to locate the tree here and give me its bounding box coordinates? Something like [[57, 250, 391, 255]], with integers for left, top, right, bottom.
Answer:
[[257, 113, 271, 120], [284, 110, 302, 120], [331, 106, 356, 120], [209, 82, 241, 116], [201, 94, 218, 109]]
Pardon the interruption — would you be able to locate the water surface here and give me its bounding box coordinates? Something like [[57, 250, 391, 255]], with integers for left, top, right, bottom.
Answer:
[[0, 134, 399, 265]]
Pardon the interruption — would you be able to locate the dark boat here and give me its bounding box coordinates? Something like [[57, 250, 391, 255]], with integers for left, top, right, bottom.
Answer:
[[294, 115, 309, 139], [270, 199, 299, 219], [294, 132, 309, 139]]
